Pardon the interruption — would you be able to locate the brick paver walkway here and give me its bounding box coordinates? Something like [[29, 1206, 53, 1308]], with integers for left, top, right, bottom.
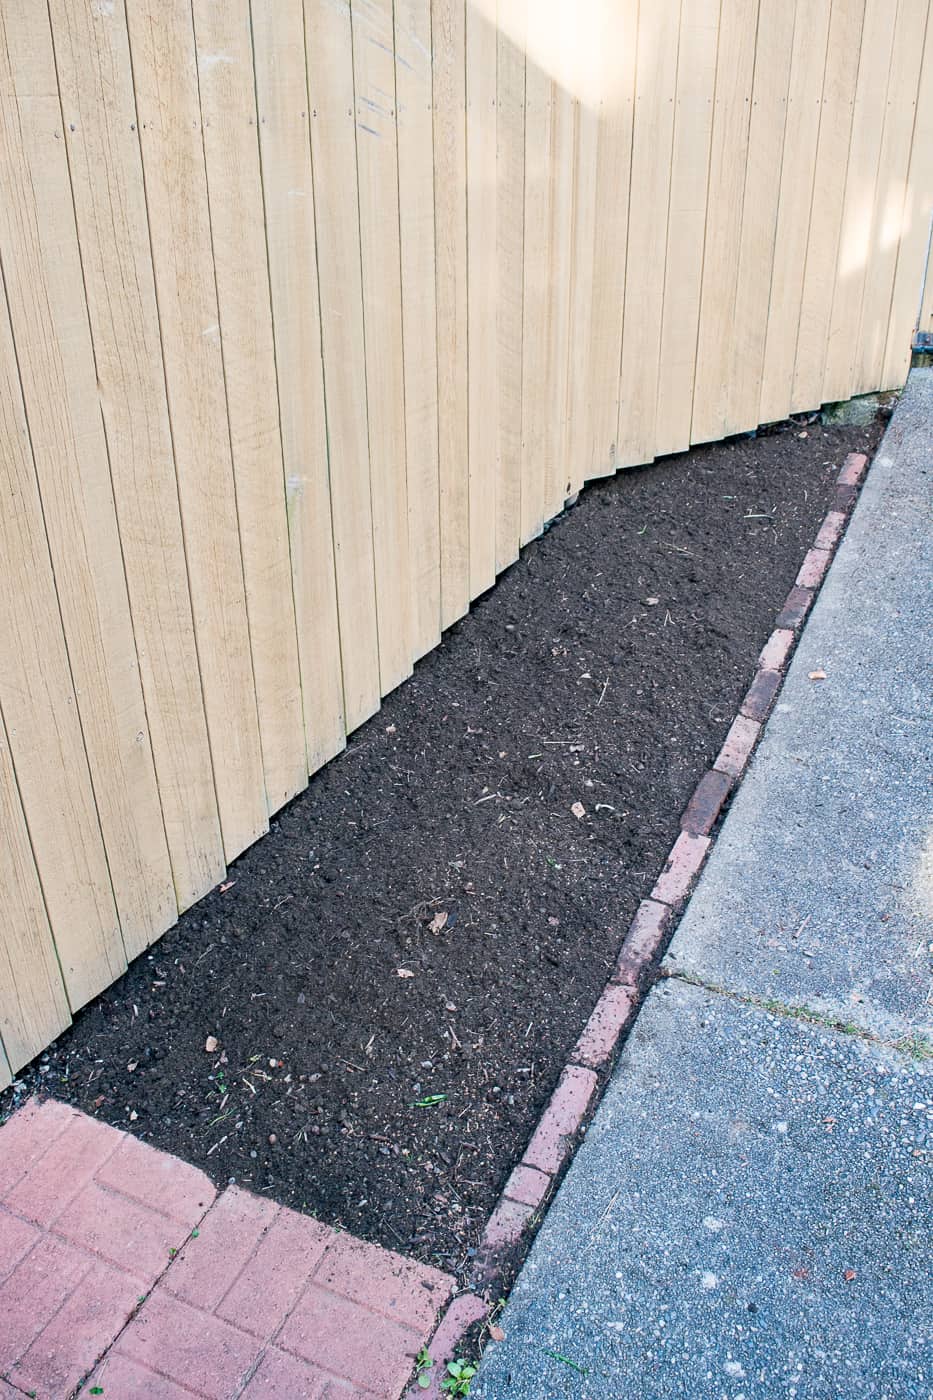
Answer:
[[0, 1099, 453, 1398]]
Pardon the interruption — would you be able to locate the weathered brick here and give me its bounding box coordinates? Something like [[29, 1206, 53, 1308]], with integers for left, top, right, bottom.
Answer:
[[95, 1131, 215, 1228], [0, 1097, 73, 1200], [680, 768, 733, 837], [116, 1291, 260, 1398], [0, 1234, 89, 1371], [775, 584, 814, 631], [714, 714, 760, 779], [278, 1284, 420, 1397], [757, 627, 795, 673], [86, 1354, 195, 1399], [404, 1294, 488, 1400], [502, 1162, 551, 1209], [614, 899, 672, 981], [5, 1110, 118, 1226], [740, 667, 782, 722], [478, 1198, 535, 1254], [313, 1231, 451, 1334], [0, 1205, 41, 1284], [795, 546, 830, 589], [217, 1206, 330, 1339], [838, 450, 868, 486], [834, 482, 857, 512], [522, 1065, 597, 1175], [650, 832, 710, 907], [10, 1259, 141, 1399], [240, 1347, 334, 1399], [164, 1185, 278, 1311], [814, 509, 846, 551], [571, 985, 636, 1070], [53, 1179, 189, 1283]]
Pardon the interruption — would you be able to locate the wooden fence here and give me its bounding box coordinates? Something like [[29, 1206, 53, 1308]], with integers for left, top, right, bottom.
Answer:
[[1, 0, 931, 1084]]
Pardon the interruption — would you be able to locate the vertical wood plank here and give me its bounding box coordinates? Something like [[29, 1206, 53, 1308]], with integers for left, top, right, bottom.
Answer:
[[192, 0, 307, 814], [725, 0, 796, 435], [853, 0, 928, 394], [250, 0, 345, 774], [395, 0, 442, 658], [758, 0, 832, 425], [495, 3, 526, 571], [305, 0, 382, 728], [565, 95, 598, 496], [791, 0, 865, 412], [48, 0, 224, 912], [581, 0, 638, 479], [0, 283, 124, 1008], [125, 0, 267, 863], [0, 0, 174, 960], [466, 0, 498, 597], [822, 0, 897, 405], [351, 0, 412, 695], [542, 82, 574, 521], [882, 10, 933, 386], [432, 0, 470, 625], [691, 0, 759, 445], [617, 0, 682, 468], [519, 56, 552, 540], [655, 0, 719, 459], [0, 707, 71, 1073]]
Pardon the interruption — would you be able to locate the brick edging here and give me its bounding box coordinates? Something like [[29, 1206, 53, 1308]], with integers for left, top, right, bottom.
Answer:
[[422, 449, 868, 1322]]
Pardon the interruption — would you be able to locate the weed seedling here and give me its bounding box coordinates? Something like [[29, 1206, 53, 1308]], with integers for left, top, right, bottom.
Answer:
[[414, 1347, 433, 1389], [441, 1357, 477, 1395], [413, 1094, 447, 1108]]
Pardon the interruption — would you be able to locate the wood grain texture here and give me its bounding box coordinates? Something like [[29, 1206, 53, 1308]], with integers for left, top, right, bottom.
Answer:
[[251, 0, 346, 774], [192, 0, 307, 814], [0, 0, 173, 961], [48, 0, 224, 913], [495, 5, 526, 571]]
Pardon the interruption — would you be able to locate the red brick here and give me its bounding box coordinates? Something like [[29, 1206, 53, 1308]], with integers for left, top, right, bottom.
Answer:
[[313, 1232, 452, 1334], [838, 450, 867, 486], [10, 1259, 141, 1398], [650, 832, 710, 907], [834, 482, 857, 512], [757, 627, 795, 673], [240, 1346, 334, 1399], [502, 1163, 550, 1209], [775, 584, 814, 631], [116, 1291, 260, 1398], [522, 1065, 597, 1175], [53, 1179, 188, 1283], [0, 1098, 73, 1199], [615, 899, 672, 979], [164, 1185, 278, 1311], [95, 1132, 216, 1228], [571, 984, 636, 1069], [5, 1110, 119, 1226], [680, 768, 733, 837], [0, 1205, 41, 1284], [714, 714, 760, 779], [0, 1234, 89, 1371], [217, 1206, 330, 1339], [403, 1294, 488, 1400], [278, 1284, 420, 1397], [740, 667, 782, 722], [86, 1353, 195, 1399], [814, 509, 846, 551], [795, 546, 830, 589], [479, 1198, 534, 1255]]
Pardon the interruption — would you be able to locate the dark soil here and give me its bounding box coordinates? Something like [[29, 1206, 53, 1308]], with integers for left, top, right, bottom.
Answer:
[[4, 413, 885, 1280]]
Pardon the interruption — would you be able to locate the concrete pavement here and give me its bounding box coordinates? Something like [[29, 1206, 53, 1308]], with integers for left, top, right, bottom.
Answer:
[[474, 369, 933, 1399]]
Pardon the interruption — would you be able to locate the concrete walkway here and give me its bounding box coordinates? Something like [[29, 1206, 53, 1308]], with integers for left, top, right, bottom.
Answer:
[[475, 369, 933, 1400]]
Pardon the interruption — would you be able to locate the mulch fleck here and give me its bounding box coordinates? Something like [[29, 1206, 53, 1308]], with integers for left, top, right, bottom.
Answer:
[[2, 411, 886, 1282]]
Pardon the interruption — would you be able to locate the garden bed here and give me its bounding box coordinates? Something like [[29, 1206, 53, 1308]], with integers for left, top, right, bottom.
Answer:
[[4, 412, 885, 1280]]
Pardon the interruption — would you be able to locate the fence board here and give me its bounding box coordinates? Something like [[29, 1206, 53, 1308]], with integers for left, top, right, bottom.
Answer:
[[656, 0, 719, 459], [305, 0, 382, 729], [352, 0, 413, 696], [617, 0, 682, 468], [853, 0, 928, 395], [48, 0, 224, 913], [126, 0, 267, 863], [0, 0, 173, 961], [0, 286, 124, 1009], [192, 0, 307, 814], [519, 58, 552, 540], [395, 0, 442, 658], [726, 0, 796, 435], [250, 0, 345, 775], [543, 82, 574, 522], [495, 8, 526, 570]]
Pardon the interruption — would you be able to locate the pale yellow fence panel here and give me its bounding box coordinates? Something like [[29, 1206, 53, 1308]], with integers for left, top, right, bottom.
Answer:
[[1, 0, 931, 1073]]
